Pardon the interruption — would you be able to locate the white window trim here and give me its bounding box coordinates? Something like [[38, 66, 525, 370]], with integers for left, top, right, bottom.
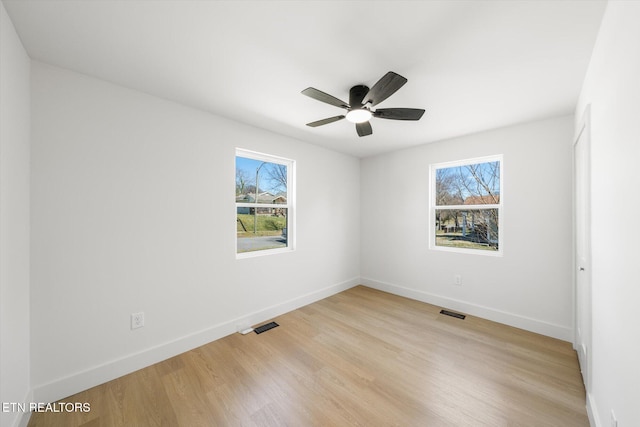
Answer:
[[235, 148, 295, 259], [429, 154, 503, 257]]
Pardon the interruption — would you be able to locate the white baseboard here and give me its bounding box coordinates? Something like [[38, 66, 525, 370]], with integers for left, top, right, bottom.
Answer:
[[360, 277, 573, 342], [27, 276, 574, 407], [586, 391, 599, 427], [32, 277, 359, 404], [6, 388, 33, 427], [16, 409, 30, 427]]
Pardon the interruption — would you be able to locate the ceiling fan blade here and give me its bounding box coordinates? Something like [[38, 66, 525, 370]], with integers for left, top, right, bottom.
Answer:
[[306, 115, 346, 127], [364, 72, 408, 107], [374, 108, 425, 120], [355, 121, 373, 137], [301, 88, 350, 109]]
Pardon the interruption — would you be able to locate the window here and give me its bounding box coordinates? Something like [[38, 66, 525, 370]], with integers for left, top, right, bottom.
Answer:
[[236, 149, 294, 257], [430, 155, 502, 255]]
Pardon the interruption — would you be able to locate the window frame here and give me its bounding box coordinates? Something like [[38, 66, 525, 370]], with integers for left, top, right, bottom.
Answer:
[[235, 148, 295, 259], [429, 154, 503, 256]]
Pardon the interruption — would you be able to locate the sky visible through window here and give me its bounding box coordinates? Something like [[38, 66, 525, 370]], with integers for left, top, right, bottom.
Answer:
[[436, 160, 500, 205], [236, 156, 287, 196]]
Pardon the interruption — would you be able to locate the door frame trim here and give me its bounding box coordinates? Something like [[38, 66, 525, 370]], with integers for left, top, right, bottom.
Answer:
[[573, 103, 592, 392]]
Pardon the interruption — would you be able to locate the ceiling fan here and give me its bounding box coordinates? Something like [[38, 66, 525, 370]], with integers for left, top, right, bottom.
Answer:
[[301, 71, 425, 137]]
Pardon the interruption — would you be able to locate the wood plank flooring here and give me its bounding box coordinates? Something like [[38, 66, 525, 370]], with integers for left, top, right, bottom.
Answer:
[[28, 286, 588, 426]]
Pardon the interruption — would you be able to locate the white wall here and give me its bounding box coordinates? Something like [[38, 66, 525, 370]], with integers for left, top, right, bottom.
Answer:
[[575, 2, 640, 426], [0, 2, 31, 427], [361, 116, 574, 340], [30, 62, 360, 402]]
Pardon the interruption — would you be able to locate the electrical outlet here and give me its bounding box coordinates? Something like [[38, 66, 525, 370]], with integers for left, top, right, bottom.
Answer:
[[131, 312, 145, 330], [610, 410, 617, 427], [454, 274, 462, 286]]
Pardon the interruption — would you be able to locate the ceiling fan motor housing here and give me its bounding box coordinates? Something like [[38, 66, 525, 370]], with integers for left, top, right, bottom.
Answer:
[[349, 85, 370, 109]]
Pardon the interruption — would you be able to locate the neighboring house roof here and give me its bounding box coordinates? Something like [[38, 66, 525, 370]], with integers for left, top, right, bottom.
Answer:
[[464, 194, 500, 205], [236, 192, 287, 204]]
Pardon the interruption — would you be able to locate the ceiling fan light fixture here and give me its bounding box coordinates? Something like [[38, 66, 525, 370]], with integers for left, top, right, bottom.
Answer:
[[345, 108, 372, 123]]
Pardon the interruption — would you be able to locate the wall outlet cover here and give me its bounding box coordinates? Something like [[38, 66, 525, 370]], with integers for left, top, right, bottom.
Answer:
[[131, 312, 144, 330]]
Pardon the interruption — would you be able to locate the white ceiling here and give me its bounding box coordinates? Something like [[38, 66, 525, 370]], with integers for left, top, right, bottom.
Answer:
[[4, 0, 606, 158]]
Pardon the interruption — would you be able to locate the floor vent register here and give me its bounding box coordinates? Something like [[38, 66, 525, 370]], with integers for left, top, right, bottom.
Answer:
[[254, 321, 279, 334], [440, 310, 466, 320]]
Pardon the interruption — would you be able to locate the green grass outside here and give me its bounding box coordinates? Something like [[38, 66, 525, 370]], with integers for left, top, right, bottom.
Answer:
[[237, 214, 286, 237], [435, 231, 497, 251]]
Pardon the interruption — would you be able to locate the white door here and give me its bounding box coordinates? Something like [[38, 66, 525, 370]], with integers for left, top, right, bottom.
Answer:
[[574, 109, 592, 390]]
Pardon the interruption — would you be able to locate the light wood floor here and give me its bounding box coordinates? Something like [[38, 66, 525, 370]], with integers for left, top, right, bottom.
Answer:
[[28, 286, 588, 426]]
